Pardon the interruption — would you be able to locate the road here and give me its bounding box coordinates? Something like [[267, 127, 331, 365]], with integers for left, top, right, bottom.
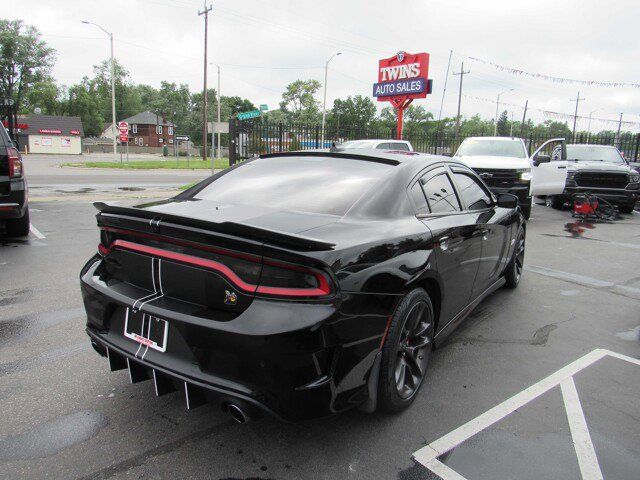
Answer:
[[1, 167, 639, 479]]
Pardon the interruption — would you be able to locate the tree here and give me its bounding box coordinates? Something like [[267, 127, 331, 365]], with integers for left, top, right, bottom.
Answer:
[[66, 78, 104, 137], [331, 95, 376, 133], [496, 110, 510, 136], [24, 79, 64, 115], [91, 58, 141, 123], [0, 20, 56, 119], [279, 79, 321, 122]]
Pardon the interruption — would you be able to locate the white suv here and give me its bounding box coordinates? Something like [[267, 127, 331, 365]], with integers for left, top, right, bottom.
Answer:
[[337, 139, 414, 152], [454, 137, 534, 219]]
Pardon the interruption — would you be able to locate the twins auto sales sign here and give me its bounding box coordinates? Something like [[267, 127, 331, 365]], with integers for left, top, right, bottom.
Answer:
[[373, 51, 431, 103]]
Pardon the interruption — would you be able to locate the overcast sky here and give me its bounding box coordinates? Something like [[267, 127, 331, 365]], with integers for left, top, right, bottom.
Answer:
[[6, 0, 640, 132]]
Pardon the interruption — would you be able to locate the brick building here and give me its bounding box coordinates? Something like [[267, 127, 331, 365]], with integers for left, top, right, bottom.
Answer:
[[102, 111, 175, 147]]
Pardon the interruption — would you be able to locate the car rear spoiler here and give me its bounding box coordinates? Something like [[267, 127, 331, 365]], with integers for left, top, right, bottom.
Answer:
[[93, 202, 336, 252]]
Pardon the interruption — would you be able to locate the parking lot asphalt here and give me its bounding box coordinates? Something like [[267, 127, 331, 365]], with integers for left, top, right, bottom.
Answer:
[[1, 193, 639, 479]]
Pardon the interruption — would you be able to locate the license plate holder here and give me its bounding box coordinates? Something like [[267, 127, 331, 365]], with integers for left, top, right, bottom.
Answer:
[[123, 308, 168, 353]]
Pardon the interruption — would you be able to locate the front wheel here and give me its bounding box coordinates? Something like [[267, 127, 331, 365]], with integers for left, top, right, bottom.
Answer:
[[378, 288, 434, 413], [550, 195, 564, 210], [618, 204, 636, 214], [505, 227, 525, 288]]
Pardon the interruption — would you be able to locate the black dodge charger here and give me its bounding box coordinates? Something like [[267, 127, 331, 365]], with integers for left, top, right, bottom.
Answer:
[[81, 149, 525, 422]]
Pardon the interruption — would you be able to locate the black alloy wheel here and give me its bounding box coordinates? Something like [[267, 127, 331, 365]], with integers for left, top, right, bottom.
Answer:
[[505, 228, 525, 288], [395, 301, 433, 399], [378, 288, 434, 413]]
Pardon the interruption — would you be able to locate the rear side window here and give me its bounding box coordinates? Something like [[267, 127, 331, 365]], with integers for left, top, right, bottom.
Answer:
[[193, 156, 393, 216], [390, 142, 410, 151], [452, 172, 492, 210], [422, 173, 461, 213], [375, 143, 391, 150], [409, 182, 429, 215], [0, 123, 11, 147]]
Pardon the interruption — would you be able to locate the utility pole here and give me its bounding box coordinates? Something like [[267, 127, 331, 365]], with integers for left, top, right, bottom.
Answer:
[[321, 52, 341, 148], [587, 109, 599, 143], [436, 49, 453, 135], [453, 62, 469, 137], [199, 2, 213, 163], [216, 64, 221, 167], [520, 100, 528, 137], [570, 91, 585, 140], [82, 21, 117, 161], [615, 113, 623, 149]]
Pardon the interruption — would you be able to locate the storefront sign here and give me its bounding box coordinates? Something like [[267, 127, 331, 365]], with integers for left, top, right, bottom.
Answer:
[[39, 129, 62, 134], [70, 130, 80, 135]]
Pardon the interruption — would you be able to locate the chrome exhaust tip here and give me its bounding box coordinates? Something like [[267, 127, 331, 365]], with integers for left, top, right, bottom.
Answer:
[[227, 403, 249, 424]]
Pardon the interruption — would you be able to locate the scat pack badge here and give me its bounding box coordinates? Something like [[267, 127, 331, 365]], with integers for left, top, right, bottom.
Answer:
[[224, 290, 238, 305]]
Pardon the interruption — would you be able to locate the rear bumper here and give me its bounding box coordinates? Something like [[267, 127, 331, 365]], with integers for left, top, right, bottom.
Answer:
[[80, 256, 396, 422], [0, 179, 27, 220], [562, 187, 638, 206]]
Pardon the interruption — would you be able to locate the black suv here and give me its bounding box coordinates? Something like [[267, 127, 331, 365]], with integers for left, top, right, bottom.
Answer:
[[0, 123, 29, 237]]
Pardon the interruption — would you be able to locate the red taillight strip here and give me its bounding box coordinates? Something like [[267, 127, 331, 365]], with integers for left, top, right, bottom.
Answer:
[[100, 226, 261, 263], [99, 240, 333, 298], [7, 147, 22, 178], [102, 240, 257, 293]]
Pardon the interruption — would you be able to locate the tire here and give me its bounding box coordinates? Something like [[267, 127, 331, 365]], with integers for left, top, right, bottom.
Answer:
[[505, 227, 525, 289], [521, 202, 531, 220], [6, 208, 30, 237], [618, 204, 635, 214], [550, 195, 564, 210], [378, 288, 434, 413]]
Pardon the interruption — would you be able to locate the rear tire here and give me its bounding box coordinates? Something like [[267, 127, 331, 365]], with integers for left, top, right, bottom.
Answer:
[[550, 195, 564, 210], [618, 204, 635, 214], [6, 208, 30, 237], [378, 288, 434, 413], [505, 227, 525, 289]]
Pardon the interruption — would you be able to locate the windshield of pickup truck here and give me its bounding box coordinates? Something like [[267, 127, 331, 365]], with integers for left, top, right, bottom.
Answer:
[[566, 145, 625, 163], [456, 139, 527, 158]]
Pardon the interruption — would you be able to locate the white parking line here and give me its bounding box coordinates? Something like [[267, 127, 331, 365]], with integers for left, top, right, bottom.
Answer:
[[413, 349, 640, 480], [29, 224, 46, 239], [560, 377, 603, 480]]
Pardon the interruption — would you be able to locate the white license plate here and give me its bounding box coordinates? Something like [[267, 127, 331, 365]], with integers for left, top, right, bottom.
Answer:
[[123, 308, 169, 353]]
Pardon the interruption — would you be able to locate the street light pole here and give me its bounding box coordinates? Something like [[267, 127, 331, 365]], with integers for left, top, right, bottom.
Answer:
[[83, 21, 117, 161], [321, 52, 341, 148], [216, 64, 221, 162], [494, 88, 514, 136]]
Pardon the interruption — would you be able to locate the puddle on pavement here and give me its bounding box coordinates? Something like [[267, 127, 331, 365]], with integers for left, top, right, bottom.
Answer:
[[0, 411, 108, 460], [54, 187, 96, 194], [615, 326, 640, 341], [0, 287, 34, 307], [564, 221, 596, 238], [0, 307, 85, 346], [118, 186, 145, 191]]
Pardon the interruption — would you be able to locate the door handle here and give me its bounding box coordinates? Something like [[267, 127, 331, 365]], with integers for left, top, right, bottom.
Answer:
[[557, 166, 567, 169]]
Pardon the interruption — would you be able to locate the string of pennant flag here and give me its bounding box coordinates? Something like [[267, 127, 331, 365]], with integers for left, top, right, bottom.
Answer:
[[461, 94, 640, 128], [467, 56, 640, 89]]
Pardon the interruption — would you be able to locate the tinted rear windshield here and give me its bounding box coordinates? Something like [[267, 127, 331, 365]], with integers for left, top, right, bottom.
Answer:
[[192, 156, 393, 216], [456, 139, 527, 158], [566, 146, 624, 163]]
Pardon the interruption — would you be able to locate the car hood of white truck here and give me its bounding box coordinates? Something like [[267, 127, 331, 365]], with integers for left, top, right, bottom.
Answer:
[[568, 161, 632, 173], [454, 155, 530, 170]]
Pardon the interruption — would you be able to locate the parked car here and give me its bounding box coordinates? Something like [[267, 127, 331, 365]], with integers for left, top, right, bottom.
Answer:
[[0, 123, 29, 237], [532, 144, 639, 213], [453, 136, 560, 220], [336, 139, 414, 151], [80, 149, 525, 422]]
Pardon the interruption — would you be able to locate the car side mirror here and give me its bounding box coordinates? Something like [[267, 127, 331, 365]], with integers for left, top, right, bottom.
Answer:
[[532, 154, 551, 166], [496, 193, 518, 209]]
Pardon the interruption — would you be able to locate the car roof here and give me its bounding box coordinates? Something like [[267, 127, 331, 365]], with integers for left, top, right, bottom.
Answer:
[[463, 136, 524, 142], [342, 139, 410, 142], [260, 148, 452, 166], [567, 144, 616, 148]]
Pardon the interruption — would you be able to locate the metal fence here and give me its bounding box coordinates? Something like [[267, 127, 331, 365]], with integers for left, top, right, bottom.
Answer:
[[228, 119, 640, 165]]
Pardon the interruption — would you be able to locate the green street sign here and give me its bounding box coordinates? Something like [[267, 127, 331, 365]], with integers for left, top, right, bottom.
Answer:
[[237, 110, 261, 120], [260, 104, 268, 112]]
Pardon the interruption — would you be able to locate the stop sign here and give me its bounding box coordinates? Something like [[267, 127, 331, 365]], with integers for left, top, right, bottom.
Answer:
[[118, 121, 129, 134]]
